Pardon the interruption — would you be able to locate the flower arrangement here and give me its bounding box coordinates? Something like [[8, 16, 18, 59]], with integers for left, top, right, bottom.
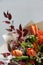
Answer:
[[0, 11, 43, 65]]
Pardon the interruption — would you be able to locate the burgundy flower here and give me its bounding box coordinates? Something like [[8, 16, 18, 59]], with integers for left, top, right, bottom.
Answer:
[[19, 38, 24, 42], [23, 29, 28, 37], [6, 29, 12, 32], [7, 11, 12, 20], [19, 24, 22, 31], [10, 25, 15, 30], [3, 12, 28, 39], [6, 25, 15, 32], [16, 29, 22, 39], [3, 12, 7, 18], [20, 61, 25, 65], [1, 52, 10, 57], [3, 11, 12, 20], [30, 61, 35, 65], [4, 21, 10, 24], [3, 11, 15, 32], [13, 41, 19, 46], [0, 61, 4, 65], [16, 24, 28, 40]]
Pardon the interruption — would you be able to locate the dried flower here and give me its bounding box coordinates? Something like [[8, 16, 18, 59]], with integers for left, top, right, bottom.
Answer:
[[10, 25, 15, 30], [3, 12, 7, 18], [1, 52, 10, 57], [3, 11, 12, 20], [6, 29, 12, 32], [16, 24, 28, 40], [0, 61, 4, 65], [4, 21, 10, 24], [7, 11, 12, 20]]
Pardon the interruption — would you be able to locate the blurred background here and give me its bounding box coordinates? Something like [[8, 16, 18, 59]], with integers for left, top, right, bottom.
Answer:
[[0, 0, 43, 45]]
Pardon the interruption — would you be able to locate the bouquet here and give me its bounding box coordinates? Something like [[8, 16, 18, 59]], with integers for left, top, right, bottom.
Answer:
[[0, 11, 43, 65]]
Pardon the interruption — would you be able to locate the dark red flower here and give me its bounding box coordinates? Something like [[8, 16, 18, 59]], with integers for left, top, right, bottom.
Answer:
[[23, 29, 28, 37], [27, 48, 36, 56], [13, 32, 16, 34], [16, 29, 22, 34], [3, 11, 15, 32], [6, 29, 12, 32], [20, 61, 25, 65], [19, 24, 22, 31], [0, 61, 4, 65], [16, 29, 22, 39], [3, 11, 12, 20], [13, 41, 19, 46], [4, 21, 10, 24], [19, 38, 24, 42], [1, 52, 10, 57], [10, 25, 15, 30], [7, 11, 12, 20], [30, 61, 35, 64], [3, 12, 7, 18], [16, 24, 28, 40]]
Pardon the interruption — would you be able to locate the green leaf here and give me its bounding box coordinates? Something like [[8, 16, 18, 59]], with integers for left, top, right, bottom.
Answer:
[[27, 41, 33, 48], [20, 42, 27, 50], [20, 42, 33, 50], [38, 44, 43, 52], [26, 35, 38, 43], [13, 56, 29, 61], [26, 63, 32, 65], [30, 56, 33, 60]]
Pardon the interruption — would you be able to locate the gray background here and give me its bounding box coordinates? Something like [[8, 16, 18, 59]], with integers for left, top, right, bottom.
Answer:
[[0, 0, 43, 45]]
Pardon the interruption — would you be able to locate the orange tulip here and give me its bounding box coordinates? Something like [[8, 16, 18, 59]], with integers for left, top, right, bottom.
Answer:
[[38, 35, 43, 44], [12, 49, 23, 57], [27, 48, 36, 56], [29, 24, 38, 35], [38, 30, 43, 35], [29, 25, 36, 35]]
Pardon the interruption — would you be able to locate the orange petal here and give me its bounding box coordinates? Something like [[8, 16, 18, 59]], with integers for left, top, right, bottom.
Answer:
[[12, 49, 23, 57]]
